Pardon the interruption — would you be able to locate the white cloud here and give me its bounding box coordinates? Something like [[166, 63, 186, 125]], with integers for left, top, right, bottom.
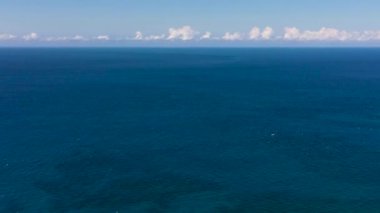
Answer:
[[0, 33, 16, 40], [22, 32, 38, 41], [200, 32, 212, 40], [95, 35, 110, 41], [302, 28, 342, 41], [249, 27, 273, 40], [167, 26, 195, 40], [249, 27, 261, 40], [145, 34, 165, 41], [133, 31, 165, 40], [283, 27, 380, 41], [354, 30, 380, 41], [72, 35, 86, 41], [222, 32, 242, 41], [283, 27, 301, 40], [261, 27, 273, 40], [3, 27, 380, 43], [45, 35, 86, 42], [134, 31, 143, 40]]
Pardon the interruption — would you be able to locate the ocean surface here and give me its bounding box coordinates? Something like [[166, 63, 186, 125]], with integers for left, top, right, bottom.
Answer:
[[1, 48, 380, 212]]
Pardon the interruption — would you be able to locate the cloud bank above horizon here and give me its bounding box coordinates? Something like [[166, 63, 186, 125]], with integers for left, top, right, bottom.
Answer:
[[2, 26, 380, 43]]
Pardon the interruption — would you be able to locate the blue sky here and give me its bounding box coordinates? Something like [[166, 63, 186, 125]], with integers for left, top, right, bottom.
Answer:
[[1, 0, 380, 45]]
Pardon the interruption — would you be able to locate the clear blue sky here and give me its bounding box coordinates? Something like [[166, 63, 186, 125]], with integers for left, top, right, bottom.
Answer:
[[1, 0, 380, 35], [1, 0, 380, 45]]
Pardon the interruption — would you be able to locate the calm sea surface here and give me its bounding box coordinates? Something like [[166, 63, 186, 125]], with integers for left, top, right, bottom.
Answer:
[[1, 48, 380, 212]]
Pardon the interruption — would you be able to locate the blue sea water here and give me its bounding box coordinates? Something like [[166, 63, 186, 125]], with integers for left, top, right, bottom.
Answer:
[[1, 48, 380, 212]]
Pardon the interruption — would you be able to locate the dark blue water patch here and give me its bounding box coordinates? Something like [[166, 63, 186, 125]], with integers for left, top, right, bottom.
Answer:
[[33, 148, 222, 212], [1, 48, 380, 212]]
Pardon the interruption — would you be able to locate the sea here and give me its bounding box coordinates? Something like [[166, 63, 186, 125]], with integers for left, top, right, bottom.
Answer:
[[1, 48, 380, 212]]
